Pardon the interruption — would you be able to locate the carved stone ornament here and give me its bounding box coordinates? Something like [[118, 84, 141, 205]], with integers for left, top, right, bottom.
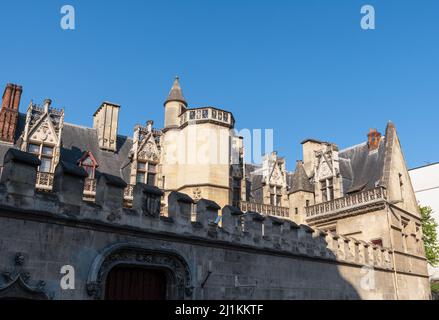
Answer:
[[193, 188, 202, 201], [86, 244, 193, 300], [0, 253, 51, 300], [138, 140, 160, 162]]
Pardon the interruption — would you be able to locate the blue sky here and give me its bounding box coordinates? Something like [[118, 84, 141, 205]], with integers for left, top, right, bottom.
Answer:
[[1, 0, 438, 170]]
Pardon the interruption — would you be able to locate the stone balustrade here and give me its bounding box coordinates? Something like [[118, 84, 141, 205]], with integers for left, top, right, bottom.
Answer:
[[0, 148, 395, 271], [236, 200, 290, 218], [305, 186, 387, 220], [36, 171, 54, 191], [179, 107, 234, 128]]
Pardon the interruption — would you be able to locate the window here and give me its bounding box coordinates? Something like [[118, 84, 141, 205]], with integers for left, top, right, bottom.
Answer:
[[78, 152, 98, 179], [295, 208, 298, 215], [27, 143, 54, 173], [40, 158, 52, 173], [371, 239, 383, 247], [136, 161, 157, 186], [306, 200, 310, 207], [321, 178, 334, 202], [269, 185, 282, 206], [232, 178, 241, 205]]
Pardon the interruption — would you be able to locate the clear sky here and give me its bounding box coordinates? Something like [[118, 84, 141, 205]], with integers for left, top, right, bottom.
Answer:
[[1, 0, 438, 170]]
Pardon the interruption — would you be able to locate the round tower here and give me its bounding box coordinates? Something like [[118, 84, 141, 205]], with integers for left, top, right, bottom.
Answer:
[[164, 77, 187, 130]]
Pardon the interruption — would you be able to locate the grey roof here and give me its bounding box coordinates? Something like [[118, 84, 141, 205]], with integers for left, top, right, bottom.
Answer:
[[59, 123, 133, 181], [164, 77, 187, 106], [338, 138, 386, 194], [244, 163, 263, 203], [0, 115, 134, 183], [290, 161, 313, 193]]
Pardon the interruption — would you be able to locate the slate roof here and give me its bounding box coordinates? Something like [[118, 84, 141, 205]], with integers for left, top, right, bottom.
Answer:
[[338, 137, 386, 194], [164, 77, 187, 106], [244, 163, 264, 203], [0, 114, 134, 183], [290, 161, 313, 193]]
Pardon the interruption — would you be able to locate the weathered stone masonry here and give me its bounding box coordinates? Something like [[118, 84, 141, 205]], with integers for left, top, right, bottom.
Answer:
[[0, 149, 430, 300]]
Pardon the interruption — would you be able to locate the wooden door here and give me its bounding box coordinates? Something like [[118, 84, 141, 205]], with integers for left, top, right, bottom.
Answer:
[[104, 265, 167, 300]]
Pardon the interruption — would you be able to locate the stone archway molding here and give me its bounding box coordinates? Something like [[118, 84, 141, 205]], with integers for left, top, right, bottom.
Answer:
[[86, 242, 194, 300], [0, 273, 50, 300]]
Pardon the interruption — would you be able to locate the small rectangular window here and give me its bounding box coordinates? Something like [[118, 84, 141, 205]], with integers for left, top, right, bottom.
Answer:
[[136, 172, 145, 184], [137, 162, 146, 171], [42, 146, 53, 155], [276, 195, 282, 206], [40, 158, 52, 173], [270, 194, 275, 206], [147, 173, 156, 186], [148, 163, 157, 173], [371, 239, 383, 247], [28, 144, 40, 154]]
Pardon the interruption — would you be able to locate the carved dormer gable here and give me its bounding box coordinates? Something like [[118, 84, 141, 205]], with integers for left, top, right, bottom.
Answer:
[[270, 161, 285, 186], [129, 122, 163, 186], [314, 145, 340, 181], [24, 100, 64, 146], [138, 133, 161, 162], [262, 152, 286, 187]]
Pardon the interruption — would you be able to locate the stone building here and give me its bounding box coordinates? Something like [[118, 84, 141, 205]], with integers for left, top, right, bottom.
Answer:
[[0, 80, 431, 300], [409, 162, 439, 281]]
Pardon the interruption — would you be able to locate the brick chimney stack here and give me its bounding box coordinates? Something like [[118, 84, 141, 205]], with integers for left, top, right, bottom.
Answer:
[[367, 128, 381, 152], [0, 83, 23, 143]]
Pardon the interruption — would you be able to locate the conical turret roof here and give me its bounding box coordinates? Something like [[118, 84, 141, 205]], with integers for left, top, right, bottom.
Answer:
[[290, 160, 314, 193], [164, 76, 187, 106]]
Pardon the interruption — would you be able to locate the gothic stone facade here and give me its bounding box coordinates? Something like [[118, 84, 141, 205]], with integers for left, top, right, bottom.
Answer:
[[0, 80, 430, 300]]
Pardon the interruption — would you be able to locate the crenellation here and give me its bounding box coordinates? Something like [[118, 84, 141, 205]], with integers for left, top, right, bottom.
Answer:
[[0, 149, 40, 198], [221, 205, 243, 237], [53, 161, 88, 206], [263, 216, 283, 249], [0, 148, 420, 300], [95, 173, 127, 212], [195, 199, 220, 227], [242, 212, 265, 245], [167, 191, 195, 227], [132, 183, 163, 218]]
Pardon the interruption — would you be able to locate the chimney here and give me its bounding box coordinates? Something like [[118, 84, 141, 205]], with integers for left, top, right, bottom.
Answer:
[[0, 83, 23, 143], [93, 101, 120, 152], [43, 98, 52, 112], [367, 128, 381, 152]]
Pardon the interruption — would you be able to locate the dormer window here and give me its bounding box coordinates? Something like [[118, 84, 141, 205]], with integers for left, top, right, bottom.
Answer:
[[78, 152, 98, 179], [321, 178, 334, 202], [27, 142, 54, 173], [269, 185, 282, 206], [136, 161, 157, 186]]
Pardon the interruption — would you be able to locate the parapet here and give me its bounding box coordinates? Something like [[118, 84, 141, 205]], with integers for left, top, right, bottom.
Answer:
[[0, 148, 394, 271]]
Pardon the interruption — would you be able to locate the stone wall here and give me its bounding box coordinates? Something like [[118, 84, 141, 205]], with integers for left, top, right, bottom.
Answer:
[[0, 149, 431, 300]]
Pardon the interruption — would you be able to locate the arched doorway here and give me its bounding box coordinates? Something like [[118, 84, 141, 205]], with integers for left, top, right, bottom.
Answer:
[[86, 244, 193, 300], [104, 265, 167, 300]]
